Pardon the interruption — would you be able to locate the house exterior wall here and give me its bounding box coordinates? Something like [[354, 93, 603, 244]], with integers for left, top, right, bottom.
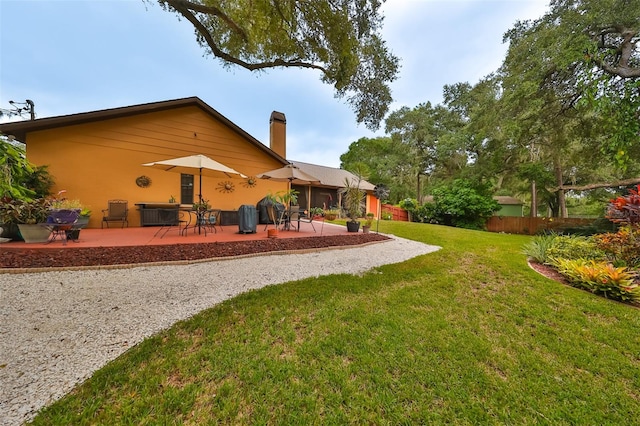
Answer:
[[25, 106, 287, 228]]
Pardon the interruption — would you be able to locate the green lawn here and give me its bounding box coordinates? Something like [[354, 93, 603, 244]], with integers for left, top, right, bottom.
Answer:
[[33, 222, 640, 425]]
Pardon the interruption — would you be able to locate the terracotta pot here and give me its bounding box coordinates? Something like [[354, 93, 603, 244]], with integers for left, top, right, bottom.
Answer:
[[267, 228, 278, 238]]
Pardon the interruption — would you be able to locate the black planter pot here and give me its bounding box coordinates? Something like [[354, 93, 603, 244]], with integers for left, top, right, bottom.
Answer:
[[346, 220, 360, 232], [66, 229, 81, 241], [0, 223, 22, 241]]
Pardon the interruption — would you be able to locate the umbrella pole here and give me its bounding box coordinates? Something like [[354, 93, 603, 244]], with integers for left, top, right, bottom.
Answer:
[[197, 170, 203, 235]]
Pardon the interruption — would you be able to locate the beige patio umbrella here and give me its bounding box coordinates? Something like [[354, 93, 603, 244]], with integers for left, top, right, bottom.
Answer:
[[143, 154, 246, 203], [257, 163, 320, 212], [257, 164, 320, 186]]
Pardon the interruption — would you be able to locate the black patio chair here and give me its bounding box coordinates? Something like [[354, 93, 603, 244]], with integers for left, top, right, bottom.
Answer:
[[101, 200, 128, 228]]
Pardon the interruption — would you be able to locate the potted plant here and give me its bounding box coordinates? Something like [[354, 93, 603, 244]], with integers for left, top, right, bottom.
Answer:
[[339, 167, 367, 233], [64, 207, 92, 240], [192, 199, 210, 211], [48, 192, 92, 240], [324, 208, 339, 221], [265, 189, 299, 236], [308, 206, 324, 220], [0, 198, 53, 242], [362, 212, 375, 233]]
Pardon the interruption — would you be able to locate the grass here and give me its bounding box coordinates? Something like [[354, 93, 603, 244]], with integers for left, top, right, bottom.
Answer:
[[32, 222, 640, 425]]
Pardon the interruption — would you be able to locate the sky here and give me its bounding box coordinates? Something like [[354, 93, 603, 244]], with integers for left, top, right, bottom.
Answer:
[[0, 0, 550, 168]]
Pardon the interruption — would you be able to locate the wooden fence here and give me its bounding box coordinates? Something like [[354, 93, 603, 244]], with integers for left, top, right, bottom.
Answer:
[[381, 204, 409, 222], [380, 204, 597, 235], [486, 216, 596, 235]]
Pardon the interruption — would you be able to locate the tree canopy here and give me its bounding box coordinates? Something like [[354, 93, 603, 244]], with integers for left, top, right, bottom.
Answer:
[[156, 0, 399, 130], [340, 0, 639, 218]]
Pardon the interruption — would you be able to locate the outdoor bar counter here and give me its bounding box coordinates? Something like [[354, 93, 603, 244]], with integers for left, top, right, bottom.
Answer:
[[136, 203, 246, 227]]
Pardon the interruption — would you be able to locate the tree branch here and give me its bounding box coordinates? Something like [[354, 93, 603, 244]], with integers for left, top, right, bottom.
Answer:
[[589, 26, 640, 78], [162, 0, 248, 41], [555, 177, 640, 192], [162, 0, 328, 73]]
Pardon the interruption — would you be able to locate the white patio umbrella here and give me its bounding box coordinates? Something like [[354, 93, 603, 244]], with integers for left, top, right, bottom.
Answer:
[[143, 154, 246, 203]]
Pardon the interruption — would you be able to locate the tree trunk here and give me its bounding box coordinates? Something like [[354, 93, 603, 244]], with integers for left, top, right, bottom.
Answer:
[[416, 173, 422, 204], [554, 158, 568, 218], [530, 180, 538, 217]]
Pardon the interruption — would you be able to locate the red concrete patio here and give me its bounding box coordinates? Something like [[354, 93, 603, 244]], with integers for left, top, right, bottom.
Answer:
[[0, 219, 347, 249]]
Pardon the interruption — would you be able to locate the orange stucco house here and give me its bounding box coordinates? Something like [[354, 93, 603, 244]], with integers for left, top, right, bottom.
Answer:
[[0, 97, 379, 228]]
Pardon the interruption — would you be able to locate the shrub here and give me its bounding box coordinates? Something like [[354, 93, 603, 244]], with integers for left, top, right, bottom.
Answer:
[[606, 184, 640, 226], [430, 179, 500, 230], [522, 233, 560, 264], [399, 198, 419, 222], [593, 226, 640, 268], [554, 259, 639, 303], [399, 198, 417, 211], [413, 202, 437, 223], [545, 235, 606, 266]]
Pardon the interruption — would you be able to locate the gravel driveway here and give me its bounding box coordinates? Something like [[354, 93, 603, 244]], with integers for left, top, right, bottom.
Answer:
[[0, 235, 439, 425]]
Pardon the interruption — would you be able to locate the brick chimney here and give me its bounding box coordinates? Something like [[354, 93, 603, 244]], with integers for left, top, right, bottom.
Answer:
[[269, 111, 286, 159]]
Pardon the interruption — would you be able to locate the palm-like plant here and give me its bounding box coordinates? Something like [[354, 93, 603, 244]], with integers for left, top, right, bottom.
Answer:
[[339, 163, 369, 228]]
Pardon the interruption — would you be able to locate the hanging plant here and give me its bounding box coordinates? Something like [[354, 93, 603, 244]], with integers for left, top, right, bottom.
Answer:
[[242, 176, 258, 188], [217, 181, 235, 193]]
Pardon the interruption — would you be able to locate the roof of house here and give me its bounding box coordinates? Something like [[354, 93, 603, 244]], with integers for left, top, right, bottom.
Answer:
[[291, 161, 376, 191], [0, 96, 287, 164], [494, 196, 523, 205]]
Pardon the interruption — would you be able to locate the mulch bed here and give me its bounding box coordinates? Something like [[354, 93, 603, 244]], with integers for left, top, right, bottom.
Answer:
[[528, 260, 570, 285], [1, 233, 390, 270]]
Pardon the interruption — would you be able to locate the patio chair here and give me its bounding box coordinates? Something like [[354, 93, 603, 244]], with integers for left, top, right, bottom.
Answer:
[[154, 208, 188, 238], [263, 203, 286, 231], [203, 209, 222, 234], [101, 199, 129, 228], [288, 206, 316, 233]]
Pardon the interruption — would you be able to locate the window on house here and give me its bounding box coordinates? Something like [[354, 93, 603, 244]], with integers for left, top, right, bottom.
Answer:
[[180, 174, 194, 205]]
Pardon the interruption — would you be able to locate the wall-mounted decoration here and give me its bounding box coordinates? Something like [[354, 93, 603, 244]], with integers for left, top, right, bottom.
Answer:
[[217, 181, 235, 193], [135, 175, 151, 188], [242, 176, 258, 188]]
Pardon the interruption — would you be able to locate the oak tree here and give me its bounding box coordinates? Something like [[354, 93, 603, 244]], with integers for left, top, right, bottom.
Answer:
[[156, 0, 400, 130]]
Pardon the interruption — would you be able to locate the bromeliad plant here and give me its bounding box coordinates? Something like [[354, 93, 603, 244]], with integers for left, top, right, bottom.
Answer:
[[553, 258, 639, 303]]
